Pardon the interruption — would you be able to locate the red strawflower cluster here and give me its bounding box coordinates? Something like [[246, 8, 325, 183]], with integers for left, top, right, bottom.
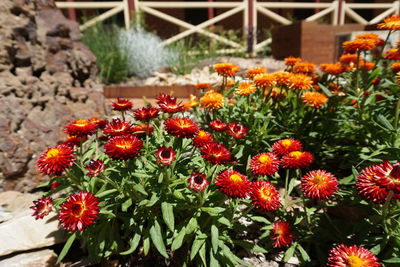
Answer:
[[31, 196, 53, 220], [215, 169, 251, 198], [37, 144, 76, 175], [63, 135, 87, 148], [327, 244, 381, 267], [250, 152, 280, 176], [112, 98, 133, 111], [59, 191, 100, 232], [209, 120, 227, 131], [226, 122, 247, 139], [132, 123, 154, 138], [103, 118, 133, 136], [85, 160, 105, 177], [193, 130, 214, 147], [156, 146, 176, 165], [250, 181, 281, 211], [281, 151, 314, 169], [271, 221, 294, 248], [104, 135, 143, 160], [272, 138, 303, 156], [301, 170, 339, 200], [64, 120, 98, 137], [164, 118, 199, 138], [356, 160, 400, 203], [89, 117, 108, 129], [188, 173, 209, 191], [156, 94, 184, 113], [200, 142, 232, 164], [134, 107, 159, 121]]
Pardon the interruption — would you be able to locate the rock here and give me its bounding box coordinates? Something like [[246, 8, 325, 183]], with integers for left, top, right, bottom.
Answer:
[[0, 211, 65, 257], [0, 0, 105, 191], [0, 249, 57, 267]]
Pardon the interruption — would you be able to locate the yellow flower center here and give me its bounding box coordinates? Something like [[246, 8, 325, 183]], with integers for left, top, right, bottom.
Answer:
[[281, 139, 292, 147], [46, 148, 60, 159], [259, 187, 272, 200], [259, 154, 271, 164], [71, 203, 85, 218], [312, 175, 325, 185], [177, 120, 191, 129], [230, 174, 243, 183], [75, 120, 89, 127], [198, 131, 207, 137], [347, 255, 364, 267], [116, 142, 132, 149], [290, 151, 303, 159]]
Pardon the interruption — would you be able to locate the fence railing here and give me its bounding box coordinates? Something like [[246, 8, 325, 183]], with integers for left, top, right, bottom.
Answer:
[[55, 0, 400, 54]]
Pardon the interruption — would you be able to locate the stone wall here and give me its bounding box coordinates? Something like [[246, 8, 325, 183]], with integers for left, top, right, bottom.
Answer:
[[0, 0, 104, 192]]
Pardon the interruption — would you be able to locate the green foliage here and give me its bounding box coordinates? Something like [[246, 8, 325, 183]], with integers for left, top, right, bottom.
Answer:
[[82, 24, 127, 84]]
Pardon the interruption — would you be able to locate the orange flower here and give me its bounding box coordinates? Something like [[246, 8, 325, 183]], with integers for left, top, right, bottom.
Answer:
[[302, 91, 328, 108], [266, 87, 286, 100], [288, 73, 313, 90], [293, 62, 316, 75], [250, 181, 281, 211], [195, 82, 212, 90], [284, 56, 302, 66], [339, 54, 359, 65], [271, 221, 294, 248], [343, 39, 376, 54], [359, 60, 376, 71], [59, 192, 100, 232], [390, 62, 400, 73], [213, 63, 240, 77], [184, 94, 199, 110], [320, 63, 346, 75], [253, 73, 276, 88], [355, 33, 380, 41], [377, 14, 400, 30], [327, 244, 381, 267], [273, 71, 291, 86], [215, 169, 251, 198], [200, 90, 224, 110], [246, 67, 267, 79], [301, 170, 339, 200], [37, 144, 76, 175], [235, 82, 256, 96]]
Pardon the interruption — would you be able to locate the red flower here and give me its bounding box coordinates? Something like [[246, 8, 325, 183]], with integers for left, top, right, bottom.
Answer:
[[356, 161, 400, 203], [104, 135, 143, 160], [209, 120, 227, 132], [250, 153, 280, 176], [193, 130, 214, 147], [112, 98, 133, 111], [271, 221, 294, 248], [59, 192, 100, 232], [37, 144, 76, 175], [64, 135, 88, 148], [103, 118, 133, 137], [134, 107, 159, 121], [301, 170, 339, 200], [327, 244, 381, 267], [226, 122, 247, 139], [250, 181, 280, 211], [164, 118, 199, 138], [132, 123, 154, 138], [85, 160, 105, 177], [89, 117, 108, 129], [156, 94, 184, 113], [30, 196, 53, 220], [156, 146, 176, 165], [281, 151, 314, 169], [64, 120, 98, 137], [50, 181, 62, 190], [272, 139, 303, 157], [200, 142, 232, 164], [188, 173, 209, 191], [215, 169, 251, 198]]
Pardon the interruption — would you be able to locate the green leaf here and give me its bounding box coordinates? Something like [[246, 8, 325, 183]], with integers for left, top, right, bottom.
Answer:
[[201, 207, 226, 216], [186, 217, 198, 234], [95, 189, 118, 198], [318, 83, 333, 97], [171, 226, 186, 251], [143, 236, 150, 256], [190, 234, 207, 260], [56, 232, 76, 264], [217, 217, 232, 227], [149, 220, 169, 258], [210, 248, 219, 267], [122, 198, 132, 212], [249, 215, 270, 224], [297, 244, 310, 262], [120, 233, 141, 255], [199, 243, 207, 266], [377, 114, 394, 131], [161, 202, 175, 232], [211, 224, 219, 254], [146, 193, 159, 207], [283, 244, 296, 262], [383, 257, 400, 263], [132, 184, 148, 196]]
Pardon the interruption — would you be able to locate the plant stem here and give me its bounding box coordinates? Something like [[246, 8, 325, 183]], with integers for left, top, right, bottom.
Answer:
[[382, 190, 394, 234], [284, 169, 290, 209], [393, 97, 400, 147]]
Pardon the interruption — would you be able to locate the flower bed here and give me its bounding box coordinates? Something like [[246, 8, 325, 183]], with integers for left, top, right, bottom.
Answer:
[[31, 15, 400, 266]]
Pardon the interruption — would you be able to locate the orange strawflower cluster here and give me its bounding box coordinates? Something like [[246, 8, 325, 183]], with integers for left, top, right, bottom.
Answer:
[[302, 91, 328, 108], [235, 81, 256, 96], [213, 63, 240, 77], [377, 14, 400, 30], [200, 90, 225, 109], [320, 63, 346, 75], [246, 66, 267, 79]]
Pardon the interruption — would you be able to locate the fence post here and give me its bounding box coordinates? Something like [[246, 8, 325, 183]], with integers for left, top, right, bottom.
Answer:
[[332, 0, 338, 25], [66, 0, 77, 21], [246, 0, 256, 56], [123, 0, 130, 29]]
